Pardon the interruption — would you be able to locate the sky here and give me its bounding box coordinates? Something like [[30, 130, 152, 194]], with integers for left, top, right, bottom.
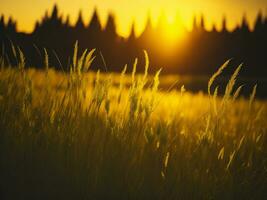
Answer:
[[0, 0, 267, 37]]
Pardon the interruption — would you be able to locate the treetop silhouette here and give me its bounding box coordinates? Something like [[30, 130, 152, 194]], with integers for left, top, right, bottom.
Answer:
[[1, 4, 267, 81]]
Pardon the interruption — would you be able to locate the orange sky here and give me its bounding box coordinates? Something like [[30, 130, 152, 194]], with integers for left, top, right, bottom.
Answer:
[[0, 0, 267, 37]]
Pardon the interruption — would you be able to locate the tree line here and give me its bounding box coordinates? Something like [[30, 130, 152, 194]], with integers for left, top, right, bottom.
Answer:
[[1, 4, 267, 78]]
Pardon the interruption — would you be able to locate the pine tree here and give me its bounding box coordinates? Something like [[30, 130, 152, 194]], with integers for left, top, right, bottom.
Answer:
[[241, 14, 249, 33], [128, 21, 136, 41], [254, 11, 264, 32], [34, 21, 40, 31], [0, 15, 4, 30], [222, 15, 227, 32], [51, 4, 59, 20], [192, 14, 198, 31], [64, 15, 70, 27], [200, 14, 205, 31], [104, 13, 117, 38], [75, 10, 85, 30], [7, 17, 16, 32], [88, 8, 102, 33]]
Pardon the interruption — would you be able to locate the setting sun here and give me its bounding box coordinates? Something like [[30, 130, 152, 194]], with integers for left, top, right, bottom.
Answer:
[[162, 15, 186, 43]]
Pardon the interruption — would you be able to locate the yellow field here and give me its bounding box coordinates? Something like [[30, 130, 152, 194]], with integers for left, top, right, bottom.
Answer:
[[0, 45, 267, 199]]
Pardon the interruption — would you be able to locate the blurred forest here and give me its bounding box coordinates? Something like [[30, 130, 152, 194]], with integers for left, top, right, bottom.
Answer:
[[0, 4, 267, 78]]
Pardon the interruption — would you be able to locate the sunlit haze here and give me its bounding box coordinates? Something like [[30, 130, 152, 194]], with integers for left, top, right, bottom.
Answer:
[[0, 0, 267, 38]]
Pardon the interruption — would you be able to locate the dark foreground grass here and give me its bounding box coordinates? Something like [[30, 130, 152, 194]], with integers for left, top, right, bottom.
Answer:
[[0, 44, 267, 199]]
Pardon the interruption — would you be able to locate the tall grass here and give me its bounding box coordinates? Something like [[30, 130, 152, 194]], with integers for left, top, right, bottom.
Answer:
[[0, 43, 266, 200]]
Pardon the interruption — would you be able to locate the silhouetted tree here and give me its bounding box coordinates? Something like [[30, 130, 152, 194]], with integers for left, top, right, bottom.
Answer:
[[75, 10, 85, 30], [211, 23, 218, 33], [240, 14, 250, 33], [88, 8, 102, 33], [200, 14, 205, 31], [192, 14, 198, 32], [64, 15, 70, 27], [128, 21, 136, 42], [34, 21, 40, 31], [43, 11, 49, 22], [104, 13, 117, 40], [0, 15, 4, 31], [6, 17, 16, 33], [254, 11, 264, 32], [51, 4, 59, 20], [221, 15, 227, 33]]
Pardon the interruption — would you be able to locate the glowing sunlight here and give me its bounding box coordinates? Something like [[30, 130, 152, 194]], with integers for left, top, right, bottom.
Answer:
[[162, 15, 186, 43]]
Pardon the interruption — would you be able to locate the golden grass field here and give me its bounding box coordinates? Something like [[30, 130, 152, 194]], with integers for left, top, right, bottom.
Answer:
[[0, 43, 267, 199]]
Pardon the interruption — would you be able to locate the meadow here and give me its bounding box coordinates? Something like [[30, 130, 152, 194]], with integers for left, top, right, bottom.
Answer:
[[0, 42, 267, 199]]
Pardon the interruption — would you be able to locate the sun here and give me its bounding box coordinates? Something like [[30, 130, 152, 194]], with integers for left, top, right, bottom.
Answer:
[[162, 15, 186, 43], [155, 14, 187, 54]]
